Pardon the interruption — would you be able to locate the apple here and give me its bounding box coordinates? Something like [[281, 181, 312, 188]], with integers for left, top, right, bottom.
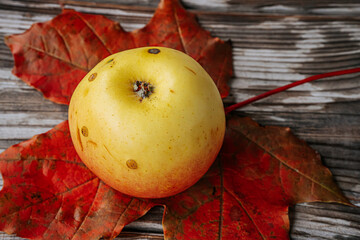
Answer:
[[68, 46, 225, 198]]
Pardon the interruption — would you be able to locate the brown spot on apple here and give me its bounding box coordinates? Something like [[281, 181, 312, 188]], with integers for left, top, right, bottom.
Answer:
[[88, 73, 97, 82], [81, 126, 88, 137], [148, 48, 160, 54], [76, 127, 83, 151], [184, 66, 196, 75], [104, 145, 115, 159], [126, 159, 138, 169], [83, 88, 89, 97], [87, 140, 97, 147], [107, 59, 115, 68]]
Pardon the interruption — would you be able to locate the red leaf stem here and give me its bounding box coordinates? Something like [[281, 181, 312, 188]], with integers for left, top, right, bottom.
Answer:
[[225, 67, 360, 114]]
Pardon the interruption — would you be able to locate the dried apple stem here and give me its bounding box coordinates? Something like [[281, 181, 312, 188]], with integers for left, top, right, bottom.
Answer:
[[133, 80, 154, 101], [225, 67, 360, 115]]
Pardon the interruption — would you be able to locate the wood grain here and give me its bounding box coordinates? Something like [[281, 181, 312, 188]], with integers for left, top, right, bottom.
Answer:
[[0, 0, 359, 239]]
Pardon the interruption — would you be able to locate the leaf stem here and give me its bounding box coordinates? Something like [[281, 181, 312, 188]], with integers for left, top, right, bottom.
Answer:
[[224, 67, 360, 115]]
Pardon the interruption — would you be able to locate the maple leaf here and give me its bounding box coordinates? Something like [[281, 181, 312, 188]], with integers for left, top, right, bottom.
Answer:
[[0, 121, 156, 240], [4, 0, 232, 105]]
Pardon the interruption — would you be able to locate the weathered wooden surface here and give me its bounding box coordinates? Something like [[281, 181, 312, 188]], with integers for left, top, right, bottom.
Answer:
[[0, 0, 359, 239]]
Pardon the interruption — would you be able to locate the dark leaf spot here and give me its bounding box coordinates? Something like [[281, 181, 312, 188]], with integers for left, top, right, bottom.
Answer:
[[229, 206, 243, 221], [31, 192, 42, 201]]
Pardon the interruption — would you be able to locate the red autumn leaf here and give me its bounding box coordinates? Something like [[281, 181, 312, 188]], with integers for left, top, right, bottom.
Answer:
[[0, 121, 155, 240], [4, 0, 232, 105], [160, 117, 351, 239]]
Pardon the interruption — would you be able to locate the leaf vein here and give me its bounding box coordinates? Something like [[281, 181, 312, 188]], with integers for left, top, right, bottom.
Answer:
[[1, 177, 98, 221], [70, 180, 102, 240], [22, 44, 88, 72], [74, 12, 112, 55], [42, 194, 65, 237], [225, 188, 266, 240], [110, 198, 136, 238], [173, 5, 186, 54], [1, 157, 86, 167], [231, 125, 347, 202], [52, 26, 73, 65]]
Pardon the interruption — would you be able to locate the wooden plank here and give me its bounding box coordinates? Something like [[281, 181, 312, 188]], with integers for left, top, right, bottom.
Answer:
[[11, 0, 360, 16], [0, 0, 359, 239]]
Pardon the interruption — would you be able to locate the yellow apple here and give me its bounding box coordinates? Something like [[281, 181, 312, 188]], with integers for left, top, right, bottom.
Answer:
[[68, 46, 225, 198]]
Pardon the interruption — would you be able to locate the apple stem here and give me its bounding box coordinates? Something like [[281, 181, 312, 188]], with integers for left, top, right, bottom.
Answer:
[[224, 67, 360, 115], [133, 80, 154, 102]]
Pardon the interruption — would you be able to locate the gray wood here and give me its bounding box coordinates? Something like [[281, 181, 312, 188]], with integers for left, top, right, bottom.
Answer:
[[0, 0, 359, 239]]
